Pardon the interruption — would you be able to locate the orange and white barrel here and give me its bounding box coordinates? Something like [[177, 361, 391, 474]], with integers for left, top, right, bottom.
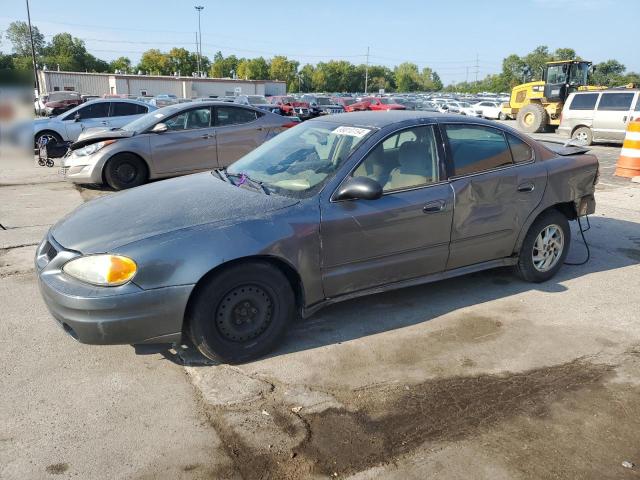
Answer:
[[615, 119, 640, 178]]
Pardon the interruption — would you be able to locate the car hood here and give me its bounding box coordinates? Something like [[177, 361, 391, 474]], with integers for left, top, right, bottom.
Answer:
[[72, 129, 136, 149], [50, 172, 299, 253]]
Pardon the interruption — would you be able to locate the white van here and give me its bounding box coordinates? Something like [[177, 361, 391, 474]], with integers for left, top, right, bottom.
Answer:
[[558, 89, 640, 145]]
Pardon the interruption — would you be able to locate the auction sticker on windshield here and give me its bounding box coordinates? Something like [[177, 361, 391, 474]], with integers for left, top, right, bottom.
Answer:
[[332, 126, 371, 138]]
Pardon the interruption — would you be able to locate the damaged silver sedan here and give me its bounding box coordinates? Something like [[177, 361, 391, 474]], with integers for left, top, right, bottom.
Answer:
[[36, 111, 598, 363]]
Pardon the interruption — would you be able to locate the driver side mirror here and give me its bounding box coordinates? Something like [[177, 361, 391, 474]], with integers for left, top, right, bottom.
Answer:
[[335, 176, 383, 201], [74, 113, 81, 122], [151, 122, 168, 133]]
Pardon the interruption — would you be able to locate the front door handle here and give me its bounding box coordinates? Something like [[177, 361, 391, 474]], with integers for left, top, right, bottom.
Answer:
[[201, 133, 212, 139], [423, 200, 446, 213], [518, 182, 535, 193], [623, 116, 628, 122]]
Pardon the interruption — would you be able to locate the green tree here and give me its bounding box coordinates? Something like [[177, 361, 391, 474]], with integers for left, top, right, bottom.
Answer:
[[167, 47, 199, 76], [138, 48, 171, 75], [269, 55, 299, 90], [523, 45, 551, 81], [298, 63, 315, 92], [394, 62, 421, 92], [5, 21, 44, 56], [109, 56, 131, 73], [591, 59, 626, 86], [553, 48, 577, 61]]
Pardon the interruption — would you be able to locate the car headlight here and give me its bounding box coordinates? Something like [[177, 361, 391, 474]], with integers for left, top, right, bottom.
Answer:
[[74, 140, 116, 157], [63, 254, 137, 286]]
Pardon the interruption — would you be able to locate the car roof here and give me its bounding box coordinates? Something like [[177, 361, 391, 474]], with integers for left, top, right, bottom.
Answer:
[[307, 110, 518, 130]]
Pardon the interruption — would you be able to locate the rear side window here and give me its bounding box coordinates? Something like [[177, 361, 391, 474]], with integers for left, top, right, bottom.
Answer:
[[444, 125, 513, 176], [569, 93, 598, 110], [635, 96, 640, 111], [507, 133, 534, 163], [597, 93, 635, 111], [215, 107, 258, 126], [111, 102, 147, 117]]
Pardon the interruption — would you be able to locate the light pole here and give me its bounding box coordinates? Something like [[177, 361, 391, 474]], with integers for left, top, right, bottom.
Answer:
[[195, 6, 204, 77], [25, 0, 40, 97]]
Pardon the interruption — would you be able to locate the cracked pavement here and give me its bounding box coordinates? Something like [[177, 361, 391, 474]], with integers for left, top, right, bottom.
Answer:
[[2, 132, 640, 479]]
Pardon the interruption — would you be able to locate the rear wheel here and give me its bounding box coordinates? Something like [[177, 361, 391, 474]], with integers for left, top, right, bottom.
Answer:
[[498, 112, 507, 120], [104, 153, 148, 190], [517, 103, 548, 133], [516, 210, 571, 282], [571, 126, 593, 146], [188, 261, 295, 364]]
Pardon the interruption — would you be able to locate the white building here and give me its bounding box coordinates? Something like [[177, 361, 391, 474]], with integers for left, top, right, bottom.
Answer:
[[37, 70, 287, 98]]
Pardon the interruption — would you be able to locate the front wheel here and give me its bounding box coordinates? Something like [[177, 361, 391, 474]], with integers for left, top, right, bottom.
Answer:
[[572, 126, 593, 146], [187, 262, 295, 364], [104, 153, 148, 190], [516, 210, 571, 282]]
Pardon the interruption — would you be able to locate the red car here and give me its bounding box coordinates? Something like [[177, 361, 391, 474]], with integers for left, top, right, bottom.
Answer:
[[346, 96, 406, 112], [268, 96, 312, 120], [331, 97, 358, 110]]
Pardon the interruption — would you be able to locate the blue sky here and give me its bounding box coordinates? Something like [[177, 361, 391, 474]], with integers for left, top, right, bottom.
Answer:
[[1, 0, 637, 84]]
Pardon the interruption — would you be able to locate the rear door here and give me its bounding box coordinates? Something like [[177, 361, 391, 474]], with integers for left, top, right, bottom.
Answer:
[[214, 106, 267, 167], [149, 106, 217, 174], [109, 101, 149, 128], [593, 92, 636, 141], [442, 123, 546, 269]]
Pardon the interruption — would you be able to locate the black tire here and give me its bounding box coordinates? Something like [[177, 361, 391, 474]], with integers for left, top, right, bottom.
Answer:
[[516, 209, 571, 283], [103, 153, 148, 190], [571, 126, 593, 146], [188, 261, 295, 364], [34, 130, 62, 149], [517, 103, 548, 133], [498, 112, 507, 120]]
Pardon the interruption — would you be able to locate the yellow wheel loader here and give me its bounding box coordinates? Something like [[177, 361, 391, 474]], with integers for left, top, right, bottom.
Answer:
[[501, 60, 602, 133]]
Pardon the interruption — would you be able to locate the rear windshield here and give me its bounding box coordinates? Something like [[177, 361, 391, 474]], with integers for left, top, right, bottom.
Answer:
[[569, 93, 598, 110]]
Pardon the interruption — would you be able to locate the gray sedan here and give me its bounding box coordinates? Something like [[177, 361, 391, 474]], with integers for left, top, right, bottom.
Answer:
[[61, 102, 295, 190], [36, 111, 598, 363]]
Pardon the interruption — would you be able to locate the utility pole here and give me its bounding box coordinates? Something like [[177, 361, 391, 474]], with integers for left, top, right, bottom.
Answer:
[[195, 5, 204, 77], [465, 66, 469, 84], [364, 46, 370, 94], [25, 0, 40, 97], [195, 32, 200, 76], [475, 53, 479, 84]]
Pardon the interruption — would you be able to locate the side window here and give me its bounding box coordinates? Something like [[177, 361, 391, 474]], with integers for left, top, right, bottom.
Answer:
[[353, 126, 439, 192], [635, 95, 640, 111], [164, 107, 211, 131], [215, 107, 258, 126], [75, 102, 109, 119], [506, 133, 534, 163], [569, 94, 598, 110], [111, 102, 146, 117], [597, 93, 635, 111], [444, 124, 513, 176]]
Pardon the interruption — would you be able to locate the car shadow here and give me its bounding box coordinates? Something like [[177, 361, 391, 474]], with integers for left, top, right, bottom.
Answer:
[[153, 214, 640, 366]]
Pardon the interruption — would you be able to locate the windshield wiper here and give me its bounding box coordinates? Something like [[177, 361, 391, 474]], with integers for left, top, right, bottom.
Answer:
[[227, 172, 270, 195], [214, 168, 230, 183]]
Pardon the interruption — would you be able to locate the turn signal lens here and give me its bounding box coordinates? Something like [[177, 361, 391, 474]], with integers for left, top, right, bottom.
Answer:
[[63, 255, 137, 286]]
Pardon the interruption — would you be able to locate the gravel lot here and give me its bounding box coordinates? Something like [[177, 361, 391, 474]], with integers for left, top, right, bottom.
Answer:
[[1, 125, 639, 479]]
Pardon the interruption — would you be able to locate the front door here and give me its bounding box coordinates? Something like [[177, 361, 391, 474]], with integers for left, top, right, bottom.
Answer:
[[593, 92, 636, 142], [214, 106, 267, 167], [150, 106, 217, 174], [441, 123, 546, 269], [63, 102, 111, 141], [320, 125, 453, 297]]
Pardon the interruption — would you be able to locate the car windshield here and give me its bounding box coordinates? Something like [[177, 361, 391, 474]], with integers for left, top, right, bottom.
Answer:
[[226, 121, 375, 198], [342, 98, 356, 105], [461, 102, 471, 108], [316, 97, 331, 106], [248, 96, 268, 105], [121, 105, 182, 133], [569, 62, 589, 85], [378, 98, 393, 104], [282, 96, 295, 103]]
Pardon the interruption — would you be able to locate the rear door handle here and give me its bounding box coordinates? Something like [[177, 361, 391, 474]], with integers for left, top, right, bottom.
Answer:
[[423, 200, 446, 213], [518, 182, 535, 193]]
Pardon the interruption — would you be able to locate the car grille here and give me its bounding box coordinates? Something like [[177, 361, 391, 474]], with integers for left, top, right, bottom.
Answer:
[[325, 108, 343, 114], [297, 108, 309, 114]]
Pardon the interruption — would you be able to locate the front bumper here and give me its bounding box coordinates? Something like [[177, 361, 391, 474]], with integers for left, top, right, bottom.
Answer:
[[60, 149, 109, 184], [35, 235, 193, 345]]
